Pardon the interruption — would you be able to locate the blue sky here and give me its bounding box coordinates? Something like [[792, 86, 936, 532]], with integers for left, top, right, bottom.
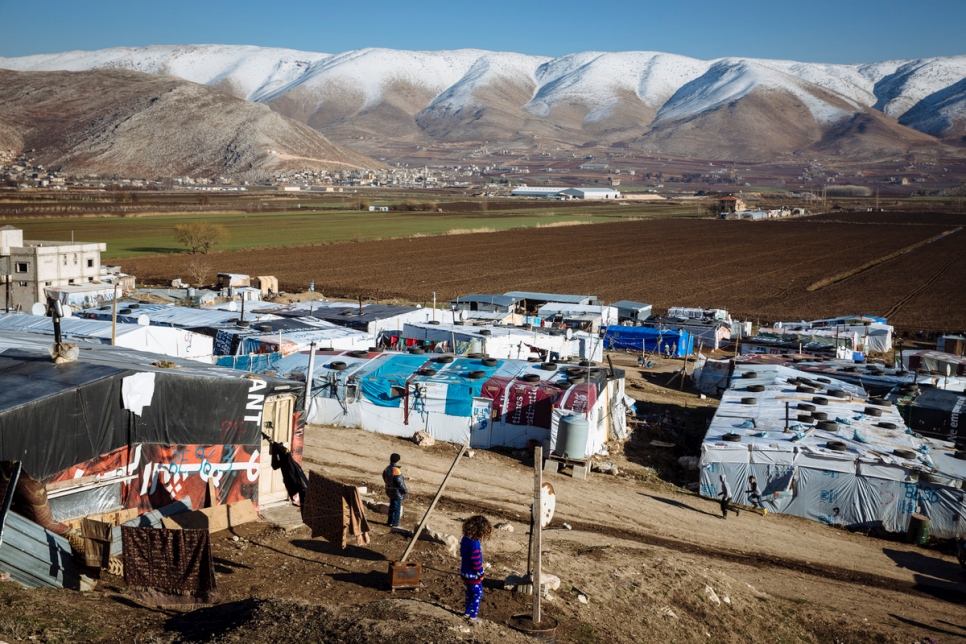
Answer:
[[1, 0, 963, 63]]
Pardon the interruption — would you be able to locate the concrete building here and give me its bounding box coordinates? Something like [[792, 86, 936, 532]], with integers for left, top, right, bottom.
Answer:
[[1, 226, 106, 311]]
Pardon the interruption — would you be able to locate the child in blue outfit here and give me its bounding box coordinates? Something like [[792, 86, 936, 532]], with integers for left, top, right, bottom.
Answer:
[[459, 515, 492, 621]]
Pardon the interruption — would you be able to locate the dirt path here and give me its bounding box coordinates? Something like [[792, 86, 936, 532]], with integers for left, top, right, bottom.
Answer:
[[301, 424, 966, 641]]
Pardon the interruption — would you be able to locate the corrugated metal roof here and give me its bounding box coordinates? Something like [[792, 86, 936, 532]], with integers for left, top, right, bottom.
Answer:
[[504, 291, 597, 304], [452, 294, 521, 307], [610, 300, 651, 311]]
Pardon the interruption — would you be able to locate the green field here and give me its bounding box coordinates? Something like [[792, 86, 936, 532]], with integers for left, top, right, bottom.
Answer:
[[5, 202, 699, 259]]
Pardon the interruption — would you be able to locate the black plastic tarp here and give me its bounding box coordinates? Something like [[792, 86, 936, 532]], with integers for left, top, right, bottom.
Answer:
[[0, 348, 303, 481]]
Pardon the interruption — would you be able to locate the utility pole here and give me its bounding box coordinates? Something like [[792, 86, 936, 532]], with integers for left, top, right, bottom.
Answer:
[[110, 282, 119, 346]]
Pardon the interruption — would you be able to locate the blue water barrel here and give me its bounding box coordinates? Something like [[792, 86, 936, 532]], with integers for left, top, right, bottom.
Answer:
[[853, 351, 865, 363], [556, 416, 591, 460]]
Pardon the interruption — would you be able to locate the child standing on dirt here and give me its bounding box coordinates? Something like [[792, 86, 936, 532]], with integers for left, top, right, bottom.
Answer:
[[460, 515, 492, 622], [382, 453, 407, 528]]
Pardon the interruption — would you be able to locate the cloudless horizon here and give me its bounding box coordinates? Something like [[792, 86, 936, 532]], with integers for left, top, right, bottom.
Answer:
[[1, 0, 964, 64]]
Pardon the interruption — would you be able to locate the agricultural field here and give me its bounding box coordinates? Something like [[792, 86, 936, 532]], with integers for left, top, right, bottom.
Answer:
[[3, 201, 697, 259], [119, 211, 966, 332]]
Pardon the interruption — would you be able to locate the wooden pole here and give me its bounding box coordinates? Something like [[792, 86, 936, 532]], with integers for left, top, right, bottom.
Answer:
[[110, 283, 119, 346], [399, 442, 467, 562], [532, 445, 543, 624]]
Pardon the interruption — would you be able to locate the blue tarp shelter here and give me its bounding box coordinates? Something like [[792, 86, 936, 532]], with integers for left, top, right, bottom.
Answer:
[[600, 326, 694, 356]]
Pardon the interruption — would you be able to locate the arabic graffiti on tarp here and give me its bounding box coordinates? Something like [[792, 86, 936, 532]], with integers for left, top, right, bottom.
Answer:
[[47, 442, 261, 512]]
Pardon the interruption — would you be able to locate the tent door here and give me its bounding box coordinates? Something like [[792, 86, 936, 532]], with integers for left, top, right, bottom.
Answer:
[[259, 394, 296, 506], [470, 397, 493, 448]]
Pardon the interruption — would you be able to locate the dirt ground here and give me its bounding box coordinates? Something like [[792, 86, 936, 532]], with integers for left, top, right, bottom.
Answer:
[[118, 210, 966, 332]]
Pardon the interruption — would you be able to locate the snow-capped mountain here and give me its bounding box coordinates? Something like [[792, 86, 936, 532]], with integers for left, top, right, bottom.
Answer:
[[2, 45, 965, 159]]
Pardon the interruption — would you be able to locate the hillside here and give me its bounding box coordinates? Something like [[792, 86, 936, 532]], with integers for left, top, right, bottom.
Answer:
[[2, 45, 965, 160], [0, 68, 378, 179]]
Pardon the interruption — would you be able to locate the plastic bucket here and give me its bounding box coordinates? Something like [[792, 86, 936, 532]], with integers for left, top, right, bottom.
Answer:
[[907, 513, 930, 546], [508, 615, 558, 643], [852, 351, 865, 363]]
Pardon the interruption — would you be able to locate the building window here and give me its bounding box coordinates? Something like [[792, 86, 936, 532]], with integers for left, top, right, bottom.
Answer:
[[18, 281, 27, 287], [63, 256, 67, 266], [45, 281, 51, 286], [68, 279, 75, 285], [73, 254, 78, 265], [87, 259, 94, 268], [15, 262, 28, 273]]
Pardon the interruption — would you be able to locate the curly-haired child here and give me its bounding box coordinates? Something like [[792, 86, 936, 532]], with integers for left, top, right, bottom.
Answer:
[[459, 515, 492, 621]]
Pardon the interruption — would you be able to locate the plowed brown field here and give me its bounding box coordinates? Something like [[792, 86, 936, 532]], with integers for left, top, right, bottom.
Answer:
[[120, 211, 966, 332]]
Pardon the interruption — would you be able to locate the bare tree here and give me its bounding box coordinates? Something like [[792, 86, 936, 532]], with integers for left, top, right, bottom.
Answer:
[[173, 222, 229, 254], [184, 255, 213, 287]]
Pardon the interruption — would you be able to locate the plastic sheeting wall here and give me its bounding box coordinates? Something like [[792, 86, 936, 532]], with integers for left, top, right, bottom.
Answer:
[[700, 444, 959, 537]]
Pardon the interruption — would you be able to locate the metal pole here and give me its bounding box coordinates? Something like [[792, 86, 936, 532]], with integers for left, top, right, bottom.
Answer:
[[0, 461, 23, 550], [400, 442, 467, 562], [305, 342, 317, 414], [111, 283, 119, 346], [532, 445, 543, 624]]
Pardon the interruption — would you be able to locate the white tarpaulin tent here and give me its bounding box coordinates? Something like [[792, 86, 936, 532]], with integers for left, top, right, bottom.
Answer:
[[0, 312, 213, 361], [283, 350, 632, 450], [397, 322, 603, 362], [700, 364, 966, 537]]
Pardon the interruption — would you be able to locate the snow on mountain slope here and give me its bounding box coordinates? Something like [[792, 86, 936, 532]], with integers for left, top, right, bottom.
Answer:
[[423, 51, 548, 115], [2, 45, 965, 148], [0, 45, 332, 100], [656, 58, 854, 125], [525, 52, 709, 122], [256, 48, 492, 109], [869, 56, 966, 117], [899, 76, 966, 138]]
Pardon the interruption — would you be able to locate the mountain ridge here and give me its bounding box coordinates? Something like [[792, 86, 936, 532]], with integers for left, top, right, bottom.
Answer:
[[2, 45, 966, 160]]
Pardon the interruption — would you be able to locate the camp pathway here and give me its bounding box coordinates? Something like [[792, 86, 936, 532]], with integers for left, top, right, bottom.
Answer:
[[300, 425, 963, 599]]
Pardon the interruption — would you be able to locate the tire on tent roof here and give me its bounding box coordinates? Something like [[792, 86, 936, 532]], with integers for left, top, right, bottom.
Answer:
[[740, 397, 757, 405], [540, 362, 558, 371], [467, 370, 486, 379], [798, 414, 814, 423], [349, 350, 369, 358], [816, 377, 831, 384], [722, 433, 742, 442], [877, 421, 898, 430], [812, 397, 829, 405], [519, 373, 541, 383], [579, 360, 592, 367], [787, 378, 801, 386], [568, 376, 587, 385], [746, 385, 765, 392], [797, 403, 816, 412], [419, 368, 437, 377], [478, 329, 492, 336], [827, 389, 848, 398], [468, 353, 484, 359], [893, 448, 917, 459], [119, 309, 132, 315], [812, 412, 829, 421], [741, 371, 757, 379], [816, 420, 838, 431], [527, 356, 540, 362], [863, 407, 882, 417], [796, 386, 816, 393], [565, 367, 584, 375], [954, 451, 966, 460], [329, 361, 347, 371], [409, 348, 425, 354], [481, 357, 498, 367], [427, 320, 441, 325], [869, 397, 890, 406], [435, 355, 454, 364], [825, 441, 847, 452], [845, 366, 860, 373]]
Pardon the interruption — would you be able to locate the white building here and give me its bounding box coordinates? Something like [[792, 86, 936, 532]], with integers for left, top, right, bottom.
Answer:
[[1, 226, 106, 312], [560, 187, 621, 200]]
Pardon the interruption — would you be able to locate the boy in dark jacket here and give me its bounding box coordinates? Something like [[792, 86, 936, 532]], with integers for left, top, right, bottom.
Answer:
[[382, 453, 407, 528], [460, 515, 492, 621]]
